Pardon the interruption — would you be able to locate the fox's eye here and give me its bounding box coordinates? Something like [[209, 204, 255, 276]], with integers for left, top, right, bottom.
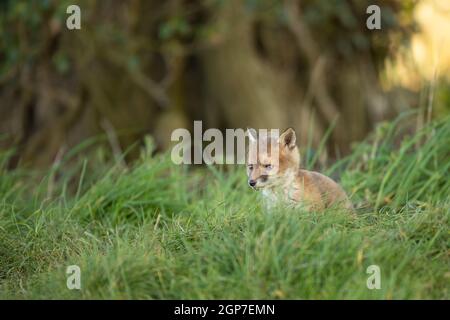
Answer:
[[248, 165, 254, 170], [264, 164, 272, 170]]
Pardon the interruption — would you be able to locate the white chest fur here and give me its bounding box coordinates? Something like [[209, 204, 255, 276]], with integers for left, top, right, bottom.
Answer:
[[261, 170, 298, 210]]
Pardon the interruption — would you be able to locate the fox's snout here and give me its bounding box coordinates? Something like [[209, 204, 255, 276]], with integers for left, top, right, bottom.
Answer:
[[248, 175, 268, 189]]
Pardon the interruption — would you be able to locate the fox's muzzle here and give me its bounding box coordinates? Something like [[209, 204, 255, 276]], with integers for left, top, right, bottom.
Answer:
[[248, 175, 269, 189]]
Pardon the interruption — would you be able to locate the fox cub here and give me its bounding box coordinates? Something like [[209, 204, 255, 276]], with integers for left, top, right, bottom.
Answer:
[[246, 128, 352, 211]]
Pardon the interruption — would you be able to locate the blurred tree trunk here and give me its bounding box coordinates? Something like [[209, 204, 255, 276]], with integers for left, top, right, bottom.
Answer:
[[201, 0, 326, 152]]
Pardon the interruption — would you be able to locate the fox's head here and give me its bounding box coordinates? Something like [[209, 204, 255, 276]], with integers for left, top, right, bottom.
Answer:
[[246, 128, 300, 189]]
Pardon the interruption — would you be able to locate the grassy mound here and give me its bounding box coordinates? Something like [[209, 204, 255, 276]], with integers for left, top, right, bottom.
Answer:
[[0, 114, 449, 299]]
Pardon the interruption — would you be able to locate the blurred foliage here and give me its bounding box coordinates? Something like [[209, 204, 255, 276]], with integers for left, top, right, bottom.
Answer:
[[0, 0, 417, 79], [0, 0, 69, 76], [435, 82, 450, 115], [1, 0, 446, 169], [240, 0, 417, 63]]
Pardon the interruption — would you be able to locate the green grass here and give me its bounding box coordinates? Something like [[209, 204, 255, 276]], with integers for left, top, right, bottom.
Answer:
[[0, 114, 449, 299]]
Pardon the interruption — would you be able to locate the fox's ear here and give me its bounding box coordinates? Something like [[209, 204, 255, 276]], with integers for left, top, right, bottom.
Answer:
[[247, 128, 257, 143], [279, 128, 296, 150]]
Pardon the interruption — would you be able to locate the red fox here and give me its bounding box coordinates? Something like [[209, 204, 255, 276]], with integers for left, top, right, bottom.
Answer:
[[246, 128, 352, 211]]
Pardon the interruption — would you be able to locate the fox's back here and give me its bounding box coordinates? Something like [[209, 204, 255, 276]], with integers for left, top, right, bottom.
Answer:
[[291, 169, 352, 210]]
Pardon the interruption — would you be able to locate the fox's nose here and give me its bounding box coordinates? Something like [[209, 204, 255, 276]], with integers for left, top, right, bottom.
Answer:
[[248, 180, 257, 187]]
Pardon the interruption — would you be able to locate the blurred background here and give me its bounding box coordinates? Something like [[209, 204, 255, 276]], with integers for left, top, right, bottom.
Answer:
[[1, 0, 449, 168]]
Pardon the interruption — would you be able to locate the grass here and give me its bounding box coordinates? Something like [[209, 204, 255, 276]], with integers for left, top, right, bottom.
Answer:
[[0, 114, 449, 299]]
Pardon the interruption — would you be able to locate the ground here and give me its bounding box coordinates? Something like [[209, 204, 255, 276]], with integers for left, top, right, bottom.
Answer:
[[0, 115, 449, 299]]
